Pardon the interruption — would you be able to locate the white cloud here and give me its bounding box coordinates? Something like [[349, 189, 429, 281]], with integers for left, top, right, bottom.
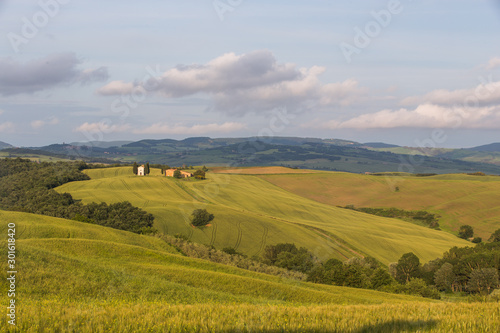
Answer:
[[485, 57, 500, 70], [322, 104, 500, 129], [74, 122, 131, 134], [97, 50, 365, 115], [0, 122, 15, 132], [0, 53, 108, 95], [402, 79, 500, 107], [31, 117, 59, 129], [133, 122, 246, 135]]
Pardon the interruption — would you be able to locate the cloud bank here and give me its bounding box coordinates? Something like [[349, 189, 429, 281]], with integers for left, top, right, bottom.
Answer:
[[0, 53, 108, 95], [98, 50, 365, 115]]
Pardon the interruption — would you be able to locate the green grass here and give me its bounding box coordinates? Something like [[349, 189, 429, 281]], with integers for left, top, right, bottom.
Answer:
[[259, 171, 500, 240], [55, 167, 469, 264]]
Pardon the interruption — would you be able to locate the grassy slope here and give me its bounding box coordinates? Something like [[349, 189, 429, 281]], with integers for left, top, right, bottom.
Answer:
[[259, 172, 500, 240], [0, 210, 421, 306], [55, 167, 469, 264]]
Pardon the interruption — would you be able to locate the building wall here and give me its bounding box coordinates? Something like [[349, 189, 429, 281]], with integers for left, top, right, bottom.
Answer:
[[138, 166, 145, 176]]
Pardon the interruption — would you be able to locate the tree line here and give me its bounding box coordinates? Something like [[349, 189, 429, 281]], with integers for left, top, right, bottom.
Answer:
[[259, 240, 500, 299], [0, 158, 155, 234]]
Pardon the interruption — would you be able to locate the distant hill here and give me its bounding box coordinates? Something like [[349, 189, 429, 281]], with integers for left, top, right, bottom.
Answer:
[[69, 140, 133, 148], [0, 140, 13, 150], [468, 142, 500, 152], [363, 142, 399, 148], [21, 136, 500, 174]]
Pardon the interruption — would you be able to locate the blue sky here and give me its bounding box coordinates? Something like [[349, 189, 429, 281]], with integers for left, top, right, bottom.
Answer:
[[1, 0, 500, 147]]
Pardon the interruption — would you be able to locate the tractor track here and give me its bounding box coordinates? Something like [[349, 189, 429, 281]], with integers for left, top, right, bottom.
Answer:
[[234, 221, 243, 250], [210, 221, 217, 247], [256, 225, 269, 255]]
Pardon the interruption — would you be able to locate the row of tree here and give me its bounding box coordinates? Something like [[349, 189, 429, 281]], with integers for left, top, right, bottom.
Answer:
[[260, 240, 500, 298], [0, 158, 155, 234]]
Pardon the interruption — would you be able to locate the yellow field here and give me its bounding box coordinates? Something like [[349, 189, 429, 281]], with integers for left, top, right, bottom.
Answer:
[[212, 166, 322, 174], [54, 167, 470, 264], [259, 172, 500, 239]]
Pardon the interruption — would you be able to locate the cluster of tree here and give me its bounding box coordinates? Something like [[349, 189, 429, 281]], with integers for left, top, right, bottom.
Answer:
[[343, 205, 440, 229], [0, 158, 154, 234], [457, 224, 500, 244], [262, 243, 316, 273], [260, 243, 440, 299]]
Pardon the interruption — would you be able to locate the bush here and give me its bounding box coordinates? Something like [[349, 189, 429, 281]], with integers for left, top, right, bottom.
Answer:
[[190, 209, 214, 227]]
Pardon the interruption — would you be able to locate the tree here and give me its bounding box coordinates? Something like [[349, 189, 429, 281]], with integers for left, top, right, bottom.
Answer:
[[370, 267, 394, 289], [173, 170, 182, 179], [489, 229, 500, 242], [434, 263, 456, 292], [202, 165, 208, 172], [458, 225, 474, 239], [133, 162, 138, 175], [194, 169, 206, 180], [190, 209, 214, 227], [395, 252, 421, 284], [468, 268, 499, 294], [472, 237, 482, 244], [145, 162, 150, 175]]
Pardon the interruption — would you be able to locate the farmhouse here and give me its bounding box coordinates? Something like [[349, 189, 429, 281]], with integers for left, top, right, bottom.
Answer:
[[137, 165, 145, 176], [165, 169, 193, 178]]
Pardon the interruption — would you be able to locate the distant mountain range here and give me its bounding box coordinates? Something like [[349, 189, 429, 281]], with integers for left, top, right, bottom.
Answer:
[[3, 137, 500, 174]]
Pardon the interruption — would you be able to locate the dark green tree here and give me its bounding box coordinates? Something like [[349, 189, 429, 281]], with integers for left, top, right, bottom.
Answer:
[[194, 169, 206, 179], [489, 229, 500, 242], [370, 267, 394, 289], [468, 268, 499, 294], [190, 209, 214, 227], [145, 162, 150, 175], [434, 263, 456, 292], [173, 169, 182, 178], [395, 252, 421, 284], [458, 225, 474, 239], [133, 162, 138, 175]]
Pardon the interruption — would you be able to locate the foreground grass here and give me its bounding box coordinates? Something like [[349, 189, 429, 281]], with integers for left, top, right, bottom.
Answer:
[[2, 301, 499, 332]]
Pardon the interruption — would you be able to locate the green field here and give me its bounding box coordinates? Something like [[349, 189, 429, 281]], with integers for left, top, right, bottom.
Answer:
[[55, 167, 469, 264], [1, 210, 499, 332], [258, 171, 500, 240]]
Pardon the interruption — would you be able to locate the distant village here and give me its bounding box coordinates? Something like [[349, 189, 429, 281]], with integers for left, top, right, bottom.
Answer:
[[134, 162, 206, 179]]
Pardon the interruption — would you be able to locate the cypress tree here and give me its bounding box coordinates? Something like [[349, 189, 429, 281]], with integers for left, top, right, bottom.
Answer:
[[133, 162, 138, 175], [146, 162, 150, 175]]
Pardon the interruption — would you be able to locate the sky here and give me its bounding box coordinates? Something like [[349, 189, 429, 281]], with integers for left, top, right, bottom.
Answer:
[[1, 0, 500, 148]]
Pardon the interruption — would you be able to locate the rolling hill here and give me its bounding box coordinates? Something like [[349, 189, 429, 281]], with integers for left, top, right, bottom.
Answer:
[[55, 166, 470, 264], [258, 171, 500, 240], [2, 209, 451, 332], [1, 200, 498, 331]]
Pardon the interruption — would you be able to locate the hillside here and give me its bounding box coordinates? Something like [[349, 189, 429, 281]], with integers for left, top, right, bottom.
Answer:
[[0, 140, 13, 149], [55, 167, 470, 264], [258, 171, 500, 240]]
